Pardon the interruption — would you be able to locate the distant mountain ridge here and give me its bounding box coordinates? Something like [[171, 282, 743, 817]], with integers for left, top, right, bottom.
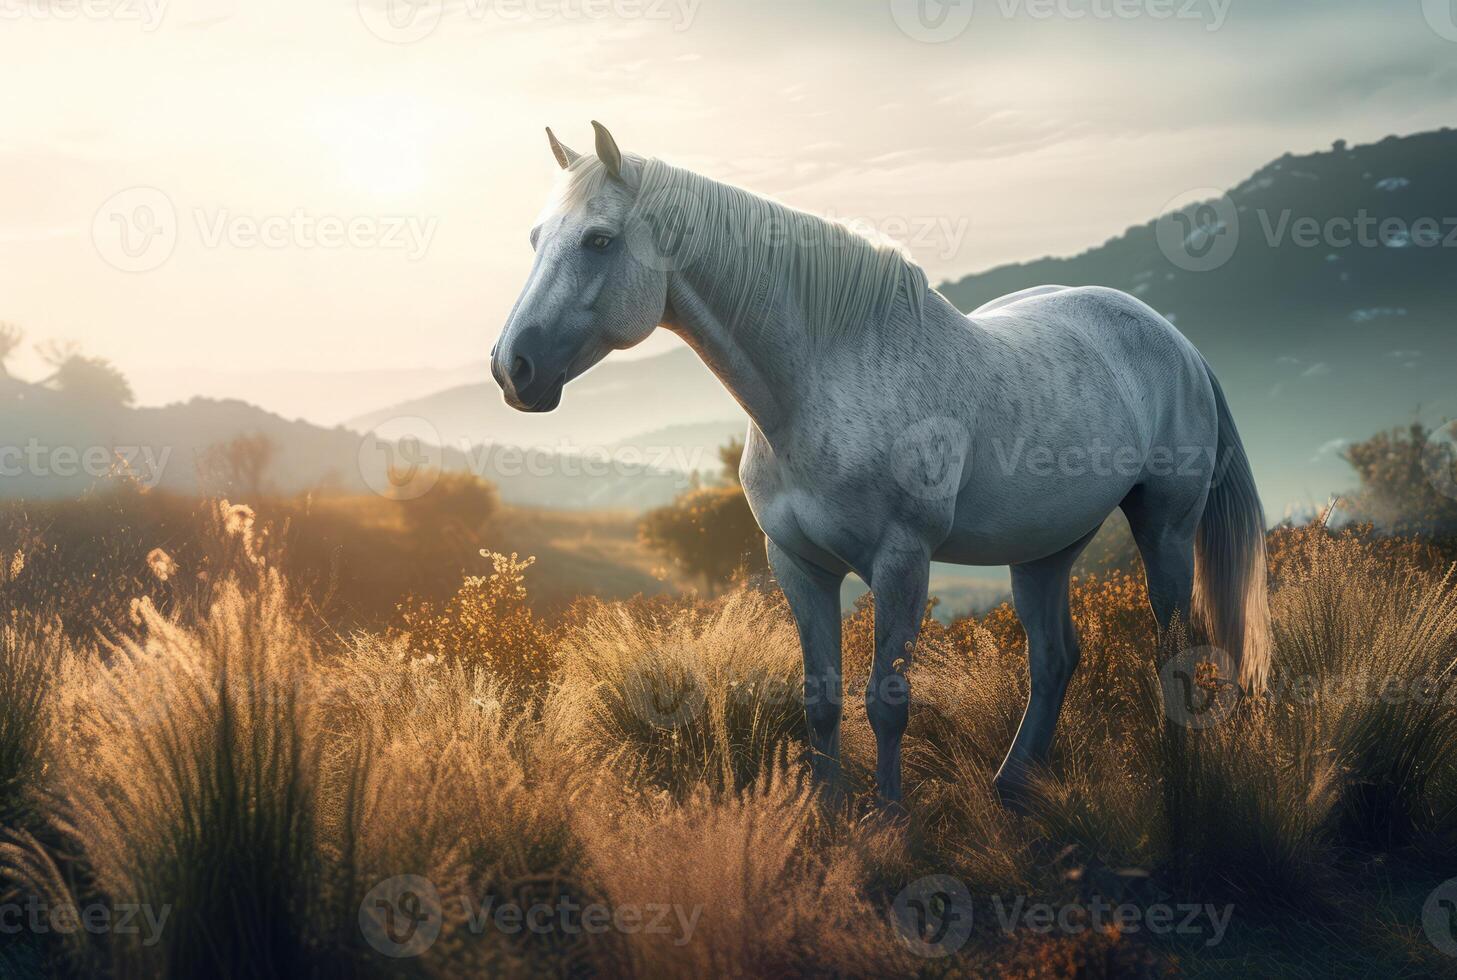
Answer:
[[940, 128, 1457, 343], [937, 127, 1457, 511], [132, 362, 490, 427], [0, 377, 694, 511], [346, 346, 746, 454]]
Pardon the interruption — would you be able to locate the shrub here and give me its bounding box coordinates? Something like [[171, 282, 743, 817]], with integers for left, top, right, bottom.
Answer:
[[394, 551, 556, 700], [1268, 528, 1457, 853], [1342, 421, 1457, 535], [0, 617, 57, 834], [639, 485, 766, 592], [578, 772, 911, 978], [6, 573, 349, 977], [547, 587, 804, 800], [397, 470, 499, 542]]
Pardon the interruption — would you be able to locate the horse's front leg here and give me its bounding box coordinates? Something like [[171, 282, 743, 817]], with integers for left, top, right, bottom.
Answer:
[[866, 540, 931, 806], [767, 538, 846, 789]]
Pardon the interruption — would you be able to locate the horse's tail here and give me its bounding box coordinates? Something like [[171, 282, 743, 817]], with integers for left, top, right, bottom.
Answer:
[[1193, 360, 1271, 693]]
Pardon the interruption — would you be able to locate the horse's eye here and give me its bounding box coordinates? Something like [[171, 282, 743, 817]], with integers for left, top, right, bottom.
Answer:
[[587, 234, 613, 252]]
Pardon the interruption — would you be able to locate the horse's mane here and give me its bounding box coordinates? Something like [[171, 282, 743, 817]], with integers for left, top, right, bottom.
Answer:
[[551, 156, 927, 344]]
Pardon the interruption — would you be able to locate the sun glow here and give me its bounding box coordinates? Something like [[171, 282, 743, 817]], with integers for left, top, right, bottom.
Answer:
[[317, 93, 432, 197]]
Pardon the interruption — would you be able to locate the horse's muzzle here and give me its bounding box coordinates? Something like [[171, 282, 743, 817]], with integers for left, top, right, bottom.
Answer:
[[503, 369, 566, 413], [493, 324, 570, 412]]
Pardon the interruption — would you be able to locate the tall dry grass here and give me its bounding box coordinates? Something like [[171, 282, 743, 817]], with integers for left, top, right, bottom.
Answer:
[[0, 507, 1455, 976], [0, 616, 57, 834], [546, 587, 805, 800]]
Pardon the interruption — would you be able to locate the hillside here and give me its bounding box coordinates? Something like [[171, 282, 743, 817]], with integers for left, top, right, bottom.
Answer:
[[940, 128, 1457, 511], [0, 377, 692, 511], [346, 345, 745, 454], [607, 419, 749, 476], [129, 360, 490, 428]]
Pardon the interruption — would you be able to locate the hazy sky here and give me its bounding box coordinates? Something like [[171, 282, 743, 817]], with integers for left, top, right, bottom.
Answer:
[[3, 0, 1456, 407]]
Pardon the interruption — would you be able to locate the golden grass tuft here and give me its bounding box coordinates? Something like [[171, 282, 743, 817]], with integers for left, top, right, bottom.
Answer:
[[579, 770, 913, 978], [546, 586, 806, 800]]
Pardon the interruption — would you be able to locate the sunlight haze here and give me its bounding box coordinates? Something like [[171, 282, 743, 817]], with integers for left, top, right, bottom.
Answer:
[[2, 0, 1455, 412]]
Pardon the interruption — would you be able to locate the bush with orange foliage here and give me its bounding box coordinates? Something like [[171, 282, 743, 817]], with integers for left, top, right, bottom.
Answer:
[[1341, 421, 1457, 535], [394, 550, 556, 700], [639, 485, 767, 592]]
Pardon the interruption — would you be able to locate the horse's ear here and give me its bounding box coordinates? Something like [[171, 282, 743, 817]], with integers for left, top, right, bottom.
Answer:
[[591, 120, 623, 180], [546, 127, 579, 170]]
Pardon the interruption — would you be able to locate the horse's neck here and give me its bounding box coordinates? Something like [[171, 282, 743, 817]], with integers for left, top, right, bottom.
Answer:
[[662, 274, 808, 439], [663, 273, 977, 442], [674, 266, 980, 407]]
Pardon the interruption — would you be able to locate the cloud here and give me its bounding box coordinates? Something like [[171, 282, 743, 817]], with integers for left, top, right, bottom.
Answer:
[[1310, 437, 1352, 463], [1275, 355, 1332, 379]]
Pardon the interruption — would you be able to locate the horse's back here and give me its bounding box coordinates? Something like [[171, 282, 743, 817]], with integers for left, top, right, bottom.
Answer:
[[969, 284, 1074, 316], [971, 284, 1216, 452], [972, 285, 1201, 368]]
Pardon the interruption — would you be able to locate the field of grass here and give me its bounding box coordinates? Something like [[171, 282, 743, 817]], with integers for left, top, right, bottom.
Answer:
[[3, 486, 1457, 977], [0, 486, 671, 637]]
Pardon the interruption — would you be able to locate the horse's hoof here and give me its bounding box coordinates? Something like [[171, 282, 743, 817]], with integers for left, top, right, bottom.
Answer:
[[861, 797, 910, 832], [993, 775, 1036, 814], [810, 779, 850, 816]]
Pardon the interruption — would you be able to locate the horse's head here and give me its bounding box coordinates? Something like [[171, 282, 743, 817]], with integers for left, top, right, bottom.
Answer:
[[492, 122, 665, 412]]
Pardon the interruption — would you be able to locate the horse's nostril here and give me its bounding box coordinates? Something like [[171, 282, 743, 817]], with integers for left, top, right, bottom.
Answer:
[[511, 355, 534, 387]]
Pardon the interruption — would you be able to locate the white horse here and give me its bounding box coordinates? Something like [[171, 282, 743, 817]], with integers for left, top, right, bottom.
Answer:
[[494, 123, 1270, 807]]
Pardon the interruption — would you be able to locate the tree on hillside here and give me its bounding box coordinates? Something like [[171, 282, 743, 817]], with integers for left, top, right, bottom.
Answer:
[[718, 436, 744, 485], [53, 356, 134, 406], [38, 342, 134, 406], [639, 438, 766, 593], [640, 485, 766, 593], [200, 433, 278, 498], [0, 323, 22, 378], [400, 471, 500, 544], [1342, 421, 1457, 535]]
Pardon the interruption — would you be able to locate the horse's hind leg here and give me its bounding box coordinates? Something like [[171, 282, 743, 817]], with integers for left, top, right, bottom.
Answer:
[[1121, 480, 1204, 635], [994, 527, 1098, 809]]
